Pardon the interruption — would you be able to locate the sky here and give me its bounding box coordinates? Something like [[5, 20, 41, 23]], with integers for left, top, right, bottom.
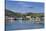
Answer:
[[6, 0, 44, 13]]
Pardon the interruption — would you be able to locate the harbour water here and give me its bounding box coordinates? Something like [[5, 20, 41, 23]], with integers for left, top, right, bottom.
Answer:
[[6, 19, 44, 31]]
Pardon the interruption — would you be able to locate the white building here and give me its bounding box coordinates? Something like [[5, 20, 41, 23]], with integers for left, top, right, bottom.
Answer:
[[26, 16, 32, 20], [35, 17, 40, 21]]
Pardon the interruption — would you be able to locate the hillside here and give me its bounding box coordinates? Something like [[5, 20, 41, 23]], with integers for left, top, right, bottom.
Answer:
[[5, 9, 44, 17]]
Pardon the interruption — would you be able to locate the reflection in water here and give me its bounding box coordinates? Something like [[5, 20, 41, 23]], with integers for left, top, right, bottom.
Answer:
[[6, 18, 44, 31]]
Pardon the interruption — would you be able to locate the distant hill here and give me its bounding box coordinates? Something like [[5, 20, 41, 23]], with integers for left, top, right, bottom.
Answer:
[[5, 9, 16, 16], [5, 9, 22, 17], [5, 9, 44, 17]]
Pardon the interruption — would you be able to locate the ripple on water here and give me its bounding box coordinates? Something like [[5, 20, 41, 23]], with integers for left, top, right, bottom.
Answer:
[[6, 20, 44, 30]]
